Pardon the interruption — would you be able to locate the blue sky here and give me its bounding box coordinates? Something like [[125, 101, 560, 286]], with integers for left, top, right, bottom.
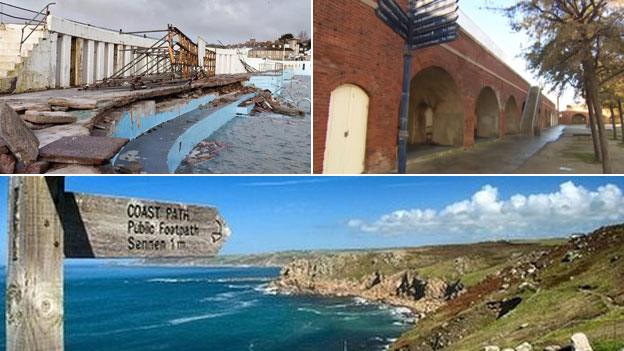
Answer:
[[1, 176, 623, 263], [460, 1, 577, 107]]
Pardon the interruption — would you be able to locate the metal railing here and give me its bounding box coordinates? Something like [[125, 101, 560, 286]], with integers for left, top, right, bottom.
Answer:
[[19, 2, 55, 52], [0, 1, 40, 23], [0, 2, 55, 52]]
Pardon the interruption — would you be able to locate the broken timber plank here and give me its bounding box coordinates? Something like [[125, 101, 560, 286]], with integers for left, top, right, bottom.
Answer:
[[0, 103, 40, 164], [23, 111, 77, 124], [38, 136, 128, 165]]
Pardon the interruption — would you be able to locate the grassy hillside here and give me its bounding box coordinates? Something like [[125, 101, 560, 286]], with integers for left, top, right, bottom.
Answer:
[[392, 225, 624, 351]]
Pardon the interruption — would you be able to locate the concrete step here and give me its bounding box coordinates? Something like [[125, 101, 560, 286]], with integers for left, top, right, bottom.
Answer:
[[0, 37, 41, 45], [0, 30, 45, 40], [0, 50, 19, 57], [0, 43, 34, 51], [0, 69, 8, 78], [0, 61, 17, 71], [0, 55, 22, 64], [0, 31, 46, 41]]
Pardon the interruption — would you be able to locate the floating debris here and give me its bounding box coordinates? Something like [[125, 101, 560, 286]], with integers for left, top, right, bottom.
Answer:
[[180, 141, 228, 166], [249, 90, 305, 117]]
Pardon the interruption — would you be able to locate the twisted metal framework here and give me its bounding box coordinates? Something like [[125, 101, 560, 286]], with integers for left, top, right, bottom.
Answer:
[[87, 25, 216, 90]]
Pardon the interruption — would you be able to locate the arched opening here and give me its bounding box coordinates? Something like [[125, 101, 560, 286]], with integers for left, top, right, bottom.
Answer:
[[323, 84, 369, 174], [547, 110, 553, 127], [504, 96, 520, 135], [475, 87, 500, 139], [571, 114, 587, 125], [407, 67, 464, 147]]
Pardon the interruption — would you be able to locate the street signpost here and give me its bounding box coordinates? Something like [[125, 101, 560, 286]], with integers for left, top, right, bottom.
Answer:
[[376, 0, 460, 173], [6, 177, 230, 351]]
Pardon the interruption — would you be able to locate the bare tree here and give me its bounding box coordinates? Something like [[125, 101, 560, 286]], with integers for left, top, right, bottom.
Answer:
[[298, 30, 310, 42]]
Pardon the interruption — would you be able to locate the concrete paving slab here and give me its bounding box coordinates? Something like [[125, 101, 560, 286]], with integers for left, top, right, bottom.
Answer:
[[8, 102, 50, 113], [46, 165, 102, 174], [39, 136, 128, 165], [23, 110, 77, 124], [406, 126, 565, 174], [34, 124, 90, 148], [0, 103, 39, 164], [48, 97, 98, 110]]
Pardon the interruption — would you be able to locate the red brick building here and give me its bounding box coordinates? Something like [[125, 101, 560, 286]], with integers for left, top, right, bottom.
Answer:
[[559, 110, 589, 125], [314, 0, 557, 174]]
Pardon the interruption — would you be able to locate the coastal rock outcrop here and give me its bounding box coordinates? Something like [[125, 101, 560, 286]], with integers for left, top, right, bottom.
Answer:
[[270, 254, 465, 314]]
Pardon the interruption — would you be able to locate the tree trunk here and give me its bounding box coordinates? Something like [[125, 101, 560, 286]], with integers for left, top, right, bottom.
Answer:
[[586, 92, 602, 162], [619, 98, 624, 143], [610, 103, 617, 140], [584, 61, 612, 173]]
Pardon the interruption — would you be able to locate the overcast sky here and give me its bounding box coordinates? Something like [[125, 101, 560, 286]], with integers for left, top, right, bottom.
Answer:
[[14, 0, 310, 44]]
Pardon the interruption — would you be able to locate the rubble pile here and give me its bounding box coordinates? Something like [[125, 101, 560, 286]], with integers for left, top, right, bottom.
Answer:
[[250, 89, 305, 117], [0, 100, 128, 174]]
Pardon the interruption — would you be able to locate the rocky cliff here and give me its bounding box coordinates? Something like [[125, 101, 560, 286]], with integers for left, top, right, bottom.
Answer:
[[268, 241, 559, 317], [392, 224, 624, 351], [271, 255, 464, 315]]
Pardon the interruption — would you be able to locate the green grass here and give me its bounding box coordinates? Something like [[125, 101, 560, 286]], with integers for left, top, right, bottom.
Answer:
[[391, 226, 624, 351], [594, 340, 624, 351], [568, 151, 601, 164]]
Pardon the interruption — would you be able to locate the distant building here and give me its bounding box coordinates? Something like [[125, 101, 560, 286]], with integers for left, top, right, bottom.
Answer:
[[559, 104, 619, 125], [560, 109, 589, 125], [249, 44, 295, 60]]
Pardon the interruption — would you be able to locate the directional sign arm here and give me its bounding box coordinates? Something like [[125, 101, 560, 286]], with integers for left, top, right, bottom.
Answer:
[[63, 193, 231, 258], [376, 0, 410, 40], [376, 8, 408, 40], [410, 32, 458, 50], [411, 23, 459, 44], [412, 0, 459, 17], [380, 0, 410, 26], [411, 10, 459, 32]]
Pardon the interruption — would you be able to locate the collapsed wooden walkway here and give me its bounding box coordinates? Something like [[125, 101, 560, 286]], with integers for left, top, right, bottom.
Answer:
[[0, 74, 250, 174]]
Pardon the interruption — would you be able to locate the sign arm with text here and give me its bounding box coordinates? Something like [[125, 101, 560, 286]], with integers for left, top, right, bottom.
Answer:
[[375, 0, 460, 174], [63, 193, 230, 258]]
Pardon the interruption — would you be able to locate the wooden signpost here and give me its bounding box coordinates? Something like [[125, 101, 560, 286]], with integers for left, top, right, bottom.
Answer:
[[6, 177, 230, 351]]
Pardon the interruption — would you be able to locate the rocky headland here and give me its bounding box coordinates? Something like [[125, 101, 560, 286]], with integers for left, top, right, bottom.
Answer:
[[269, 253, 464, 316]]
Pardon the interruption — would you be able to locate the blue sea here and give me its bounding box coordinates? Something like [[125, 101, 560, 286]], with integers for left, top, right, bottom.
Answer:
[[0, 265, 412, 351]]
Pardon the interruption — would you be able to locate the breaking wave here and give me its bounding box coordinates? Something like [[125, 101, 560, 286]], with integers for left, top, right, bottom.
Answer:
[[147, 277, 273, 284]]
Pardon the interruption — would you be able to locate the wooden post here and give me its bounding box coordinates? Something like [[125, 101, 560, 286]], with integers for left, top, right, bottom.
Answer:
[[6, 177, 65, 351]]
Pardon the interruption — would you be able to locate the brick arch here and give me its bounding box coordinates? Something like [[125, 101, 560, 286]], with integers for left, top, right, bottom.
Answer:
[[407, 66, 465, 147], [571, 113, 587, 124], [475, 86, 501, 139], [502, 95, 521, 135]]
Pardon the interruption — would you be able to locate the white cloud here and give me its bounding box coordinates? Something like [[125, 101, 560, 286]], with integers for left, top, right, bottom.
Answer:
[[348, 182, 624, 237], [239, 178, 332, 187]]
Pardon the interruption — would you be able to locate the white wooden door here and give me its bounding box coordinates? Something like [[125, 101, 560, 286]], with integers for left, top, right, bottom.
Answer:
[[323, 84, 369, 174]]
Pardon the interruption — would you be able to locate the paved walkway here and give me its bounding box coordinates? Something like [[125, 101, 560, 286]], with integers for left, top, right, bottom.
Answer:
[[516, 125, 624, 174], [406, 126, 565, 174]]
